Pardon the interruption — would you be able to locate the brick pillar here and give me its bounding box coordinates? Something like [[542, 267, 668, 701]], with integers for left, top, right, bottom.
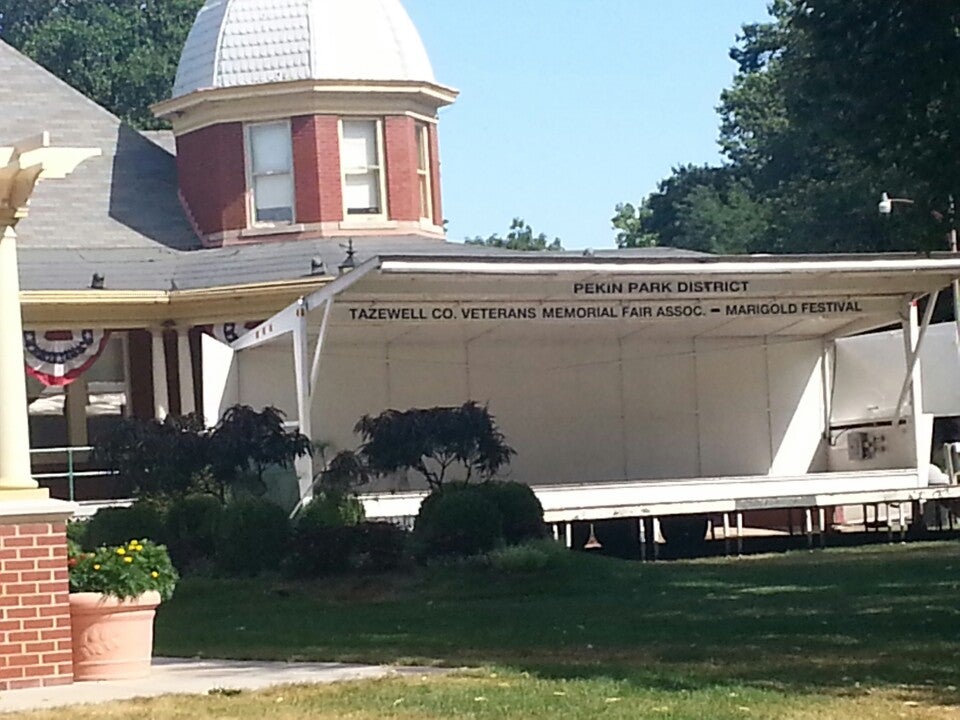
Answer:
[[0, 502, 76, 690], [292, 115, 343, 224], [384, 116, 419, 222], [428, 123, 443, 227]]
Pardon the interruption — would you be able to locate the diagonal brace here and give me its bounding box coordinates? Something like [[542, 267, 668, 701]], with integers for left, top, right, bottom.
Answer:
[[895, 290, 939, 421]]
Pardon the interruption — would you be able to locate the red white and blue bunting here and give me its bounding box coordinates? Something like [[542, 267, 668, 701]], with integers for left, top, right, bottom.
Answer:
[[23, 329, 111, 387], [205, 321, 262, 345]]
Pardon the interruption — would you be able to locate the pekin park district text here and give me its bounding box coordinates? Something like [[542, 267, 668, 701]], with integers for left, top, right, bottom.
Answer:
[[347, 300, 863, 322]]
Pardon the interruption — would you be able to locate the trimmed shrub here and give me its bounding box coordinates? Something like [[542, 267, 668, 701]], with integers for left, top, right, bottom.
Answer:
[[297, 492, 365, 530], [165, 494, 223, 569], [285, 524, 352, 577], [83, 501, 167, 550], [285, 521, 408, 577], [348, 522, 408, 573], [489, 540, 564, 573], [413, 485, 503, 559], [483, 481, 545, 544], [215, 498, 290, 576], [66, 520, 88, 547]]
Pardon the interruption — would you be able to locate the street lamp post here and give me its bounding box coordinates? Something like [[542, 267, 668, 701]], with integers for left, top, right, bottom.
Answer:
[[0, 133, 99, 499], [879, 192, 960, 341]]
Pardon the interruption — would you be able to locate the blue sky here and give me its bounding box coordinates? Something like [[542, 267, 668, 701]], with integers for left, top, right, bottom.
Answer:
[[404, 0, 772, 249]]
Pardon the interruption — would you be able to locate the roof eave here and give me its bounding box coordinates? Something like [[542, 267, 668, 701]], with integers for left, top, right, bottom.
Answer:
[[152, 78, 460, 120]]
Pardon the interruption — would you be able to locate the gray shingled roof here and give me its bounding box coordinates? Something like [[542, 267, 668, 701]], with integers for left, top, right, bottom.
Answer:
[[17, 239, 707, 292], [0, 41, 198, 253], [4, 40, 704, 294]]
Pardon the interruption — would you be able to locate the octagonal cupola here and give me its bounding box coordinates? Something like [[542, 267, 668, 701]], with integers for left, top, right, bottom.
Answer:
[[153, 0, 457, 247]]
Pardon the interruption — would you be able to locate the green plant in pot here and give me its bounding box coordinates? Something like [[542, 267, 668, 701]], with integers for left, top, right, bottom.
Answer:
[[68, 539, 178, 681]]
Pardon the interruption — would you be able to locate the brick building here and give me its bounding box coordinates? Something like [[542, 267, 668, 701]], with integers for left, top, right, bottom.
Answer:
[[1, 0, 473, 691]]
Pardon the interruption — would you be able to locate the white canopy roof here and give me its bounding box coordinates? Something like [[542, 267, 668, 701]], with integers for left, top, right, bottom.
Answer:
[[232, 253, 960, 350]]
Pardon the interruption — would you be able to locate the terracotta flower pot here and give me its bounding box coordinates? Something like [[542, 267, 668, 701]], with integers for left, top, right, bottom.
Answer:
[[69, 591, 161, 681]]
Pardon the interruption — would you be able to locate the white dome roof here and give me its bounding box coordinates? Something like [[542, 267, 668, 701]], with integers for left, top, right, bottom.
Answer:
[[173, 0, 436, 99]]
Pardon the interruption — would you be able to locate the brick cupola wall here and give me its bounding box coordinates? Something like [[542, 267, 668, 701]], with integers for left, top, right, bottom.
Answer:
[[175, 113, 444, 245]]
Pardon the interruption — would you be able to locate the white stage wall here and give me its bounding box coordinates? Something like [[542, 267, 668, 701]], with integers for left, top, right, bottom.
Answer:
[[221, 331, 853, 490]]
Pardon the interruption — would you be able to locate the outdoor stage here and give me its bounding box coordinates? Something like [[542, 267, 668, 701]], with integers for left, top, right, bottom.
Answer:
[[205, 252, 960, 532]]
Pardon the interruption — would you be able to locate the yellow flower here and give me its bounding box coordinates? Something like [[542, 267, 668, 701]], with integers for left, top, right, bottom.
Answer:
[[93, 564, 101, 570], [124, 556, 133, 564], [116, 547, 126, 555], [151, 571, 159, 579]]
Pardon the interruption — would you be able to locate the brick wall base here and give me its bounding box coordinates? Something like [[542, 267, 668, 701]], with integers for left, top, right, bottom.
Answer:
[[0, 501, 76, 690]]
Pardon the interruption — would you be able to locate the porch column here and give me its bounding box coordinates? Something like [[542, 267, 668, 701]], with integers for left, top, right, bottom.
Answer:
[[120, 332, 133, 417], [150, 327, 169, 421], [64, 376, 89, 448], [0, 225, 37, 493], [176, 327, 195, 415]]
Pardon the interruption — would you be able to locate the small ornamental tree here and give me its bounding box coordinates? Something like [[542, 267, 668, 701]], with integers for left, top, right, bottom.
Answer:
[[95, 413, 209, 497], [355, 402, 515, 490], [96, 405, 312, 503], [209, 406, 313, 500]]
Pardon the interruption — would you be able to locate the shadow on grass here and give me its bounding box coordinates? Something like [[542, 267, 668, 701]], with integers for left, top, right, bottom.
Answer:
[[155, 540, 960, 708]]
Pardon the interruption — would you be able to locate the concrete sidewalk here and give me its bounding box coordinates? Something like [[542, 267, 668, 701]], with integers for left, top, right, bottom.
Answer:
[[0, 658, 445, 714]]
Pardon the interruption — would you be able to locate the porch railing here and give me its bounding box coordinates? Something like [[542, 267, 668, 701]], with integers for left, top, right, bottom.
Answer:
[[29, 446, 117, 502]]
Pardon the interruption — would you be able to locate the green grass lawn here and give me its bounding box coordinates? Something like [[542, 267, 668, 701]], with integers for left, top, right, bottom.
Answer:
[[19, 541, 960, 720], [155, 541, 960, 690]]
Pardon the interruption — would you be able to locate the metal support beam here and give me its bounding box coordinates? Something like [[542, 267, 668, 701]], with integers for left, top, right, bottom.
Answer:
[[820, 341, 834, 438], [638, 518, 647, 562], [291, 301, 314, 499], [308, 298, 334, 398], [894, 291, 938, 421], [231, 257, 380, 353], [736, 512, 743, 556], [652, 518, 660, 561], [723, 512, 731, 556]]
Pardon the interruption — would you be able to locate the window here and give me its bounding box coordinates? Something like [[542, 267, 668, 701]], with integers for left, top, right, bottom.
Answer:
[[341, 119, 385, 216], [416, 123, 432, 221], [247, 121, 294, 224]]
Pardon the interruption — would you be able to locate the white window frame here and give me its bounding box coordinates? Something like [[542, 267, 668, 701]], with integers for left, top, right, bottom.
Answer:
[[244, 120, 296, 227], [416, 122, 433, 222], [339, 118, 388, 221]]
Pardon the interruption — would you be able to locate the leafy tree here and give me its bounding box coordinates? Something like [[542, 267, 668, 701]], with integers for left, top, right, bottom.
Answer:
[[95, 413, 209, 498], [95, 405, 312, 503], [717, 0, 946, 253], [314, 450, 370, 497], [783, 1, 960, 211], [622, 0, 958, 254], [615, 165, 768, 253], [611, 202, 655, 249], [209, 406, 313, 501], [0, 0, 202, 129], [466, 218, 563, 251], [354, 402, 515, 490]]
